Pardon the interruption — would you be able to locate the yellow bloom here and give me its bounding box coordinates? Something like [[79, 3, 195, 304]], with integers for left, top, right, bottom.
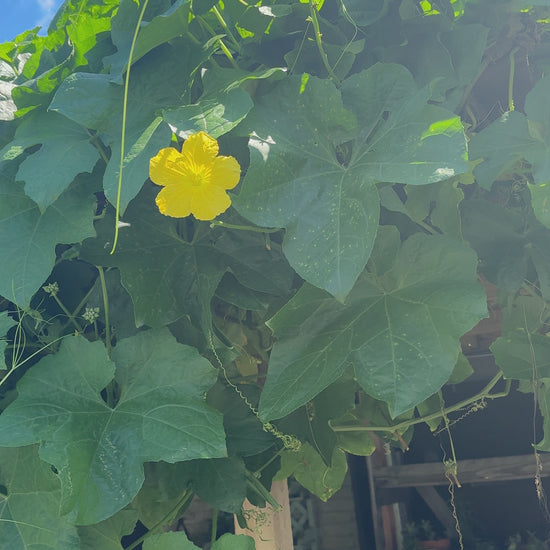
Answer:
[[149, 131, 241, 220]]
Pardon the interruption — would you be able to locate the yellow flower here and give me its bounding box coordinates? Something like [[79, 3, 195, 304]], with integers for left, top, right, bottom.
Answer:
[[149, 131, 241, 220]]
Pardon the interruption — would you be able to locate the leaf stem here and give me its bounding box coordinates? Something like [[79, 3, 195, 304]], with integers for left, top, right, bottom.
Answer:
[[508, 47, 520, 112], [332, 371, 507, 433], [88, 132, 110, 165], [125, 488, 195, 550], [197, 16, 239, 69], [209, 220, 280, 233], [245, 470, 282, 511], [211, 508, 218, 545], [308, 0, 339, 85], [254, 449, 283, 476], [110, 0, 150, 255], [97, 266, 111, 356], [0, 334, 68, 390], [70, 284, 98, 322], [52, 294, 84, 333], [212, 5, 241, 52]]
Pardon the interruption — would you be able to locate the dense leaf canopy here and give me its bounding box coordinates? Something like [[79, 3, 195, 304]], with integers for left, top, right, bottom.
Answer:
[[1, 0, 550, 547]]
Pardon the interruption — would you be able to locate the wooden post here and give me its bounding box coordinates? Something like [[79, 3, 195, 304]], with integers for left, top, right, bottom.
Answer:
[[234, 480, 294, 550]]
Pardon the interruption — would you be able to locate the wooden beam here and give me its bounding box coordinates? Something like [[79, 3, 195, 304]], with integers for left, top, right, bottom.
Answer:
[[234, 480, 294, 550], [415, 486, 456, 537], [373, 453, 550, 489]]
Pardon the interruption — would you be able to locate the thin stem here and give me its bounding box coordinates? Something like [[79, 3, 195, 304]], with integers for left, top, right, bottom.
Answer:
[[0, 334, 68, 390], [88, 132, 110, 165], [110, 0, 150, 255], [97, 266, 111, 356], [508, 47, 520, 112], [332, 371, 506, 433], [211, 508, 218, 545], [308, 0, 339, 84], [197, 16, 239, 69], [218, 39, 239, 69], [254, 449, 283, 476], [245, 470, 282, 511], [209, 220, 280, 233], [457, 57, 490, 115], [11, 311, 25, 368], [125, 489, 194, 550], [71, 284, 98, 321], [212, 5, 241, 52], [52, 295, 84, 333]]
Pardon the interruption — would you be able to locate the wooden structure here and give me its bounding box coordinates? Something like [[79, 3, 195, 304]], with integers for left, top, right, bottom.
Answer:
[[368, 451, 550, 548], [365, 280, 550, 548], [235, 480, 294, 550]]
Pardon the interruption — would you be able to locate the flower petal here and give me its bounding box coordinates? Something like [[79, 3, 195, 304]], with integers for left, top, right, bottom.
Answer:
[[210, 156, 241, 190], [181, 132, 219, 166], [155, 185, 193, 218], [189, 185, 232, 220], [150, 147, 189, 188]]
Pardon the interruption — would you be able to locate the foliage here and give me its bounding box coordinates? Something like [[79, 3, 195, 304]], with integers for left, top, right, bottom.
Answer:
[[0, 0, 550, 547]]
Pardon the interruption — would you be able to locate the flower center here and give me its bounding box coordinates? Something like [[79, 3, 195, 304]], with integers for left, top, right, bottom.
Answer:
[[189, 164, 210, 187]]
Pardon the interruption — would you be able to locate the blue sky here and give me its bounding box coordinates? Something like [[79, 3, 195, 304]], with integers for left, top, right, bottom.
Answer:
[[0, 0, 65, 43]]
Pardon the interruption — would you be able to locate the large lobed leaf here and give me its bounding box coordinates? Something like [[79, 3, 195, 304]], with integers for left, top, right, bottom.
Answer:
[[0, 111, 99, 211], [234, 64, 468, 301], [0, 330, 226, 525], [0, 170, 97, 308], [470, 75, 550, 191], [259, 227, 487, 420], [0, 446, 79, 549]]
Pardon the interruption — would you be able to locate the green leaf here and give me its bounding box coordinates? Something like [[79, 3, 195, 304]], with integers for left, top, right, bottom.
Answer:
[[344, 0, 390, 26], [341, 65, 467, 184], [278, 444, 347, 502], [192, 457, 247, 513], [308, 377, 358, 464], [85, 269, 140, 341], [259, 229, 486, 420], [232, 74, 362, 301], [135, 462, 194, 529], [143, 531, 200, 550], [80, 185, 294, 331], [163, 88, 253, 139], [491, 330, 550, 381], [0, 445, 79, 549], [470, 76, 550, 190], [469, 111, 540, 190], [78, 508, 138, 550], [0, 330, 226, 524], [51, 41, 208, 213], [0, 312, 16, 370], [234, 65, 467, 300], [105, 0, 191, 79], [535, 383, 550, 451], [0, 111, 99, 210], [529, 182, 550, 231], [0, 172, 97, 307], [378, 20, 488, 107], [447, 353, 473, 385], [269, 381, 358, 464], [460, 198, 529, 293], [404, 179, 465, 238], [207, 382, 275, 457], [416, 393, 442, 432], [212, 534, 255, 550], [102, 118, 172, 214]]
